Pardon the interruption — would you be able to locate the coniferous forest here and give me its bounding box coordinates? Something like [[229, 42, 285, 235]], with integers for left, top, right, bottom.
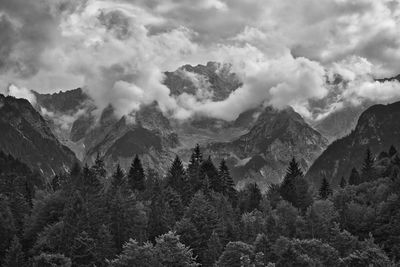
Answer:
[[1, 143, 400, 266]]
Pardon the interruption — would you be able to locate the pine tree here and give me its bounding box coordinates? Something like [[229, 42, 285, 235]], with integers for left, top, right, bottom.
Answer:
[[166, 156, 187, 198], [111, 164, 125, 188], [348, 168, 361, 185], [280, 157, 303, 205], [184, 192, 218, 262], [244, 183, 262, 212], [361, 148, 376, 182], [200, 157, 221, 193], [91, 153, 106, 180], [319, 177, 332, 199], [128, 155, 145, 191], [164, 187, 185, 220], [82, 164, 100, 191], [218, 159, 237, 205], [71, 231, 96, 267], [339, 176, 347, 188], [187, 144, 203, 194], [294, 176, 313, 212], [203, 231, 223, 266], [148, 179, 172, 241], [3, 236, 25, 267], [389, 145, 398, 157], [95, 225, 116, 266]]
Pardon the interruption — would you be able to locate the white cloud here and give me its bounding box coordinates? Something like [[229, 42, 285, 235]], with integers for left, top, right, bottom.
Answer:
[[1, 0, 400, 122], [7, 84, 36, 104]]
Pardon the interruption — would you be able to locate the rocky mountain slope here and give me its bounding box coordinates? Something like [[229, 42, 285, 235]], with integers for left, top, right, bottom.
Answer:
[[31, 62, 328, 188], [306, 100, 400, 186], [0, 94, 77, 177], [205, 106, 328, 189]]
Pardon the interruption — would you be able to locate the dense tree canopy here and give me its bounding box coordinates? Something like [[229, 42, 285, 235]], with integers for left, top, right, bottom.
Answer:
[[0, 146, 398, 266]]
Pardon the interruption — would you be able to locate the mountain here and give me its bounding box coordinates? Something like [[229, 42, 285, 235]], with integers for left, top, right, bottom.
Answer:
[[83, 103, 180, 173], [0, 94, 77, 177], [30, 62, 327, 189], [306, 101, 400, 186], [33, 88, 95, 160], [205, 106, 328, 190], [164, 61, 242, 101], [312, 105, 368, 142]]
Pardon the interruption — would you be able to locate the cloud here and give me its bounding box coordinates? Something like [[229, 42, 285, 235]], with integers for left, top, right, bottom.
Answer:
[[7, 84, 36, 104], [1, 0, 400, 123]]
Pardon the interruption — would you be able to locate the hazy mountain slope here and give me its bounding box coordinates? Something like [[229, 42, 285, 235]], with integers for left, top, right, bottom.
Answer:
[[0, 94, 77, 177], [33, 88, 95, 159], [306, 101, 400, 186]]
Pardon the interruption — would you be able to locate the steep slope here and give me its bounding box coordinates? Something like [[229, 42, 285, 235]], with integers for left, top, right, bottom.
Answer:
[[205, 106, 328, 190], [33, 88, 95, 159], [83, 103, 179, 173], [0, 94, 78, 177], [306, 101, 400, 186], [313, 105, 367, 142]]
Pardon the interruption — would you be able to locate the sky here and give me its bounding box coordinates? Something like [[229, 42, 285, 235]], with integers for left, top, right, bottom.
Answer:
[[1, 0, 400, 121]]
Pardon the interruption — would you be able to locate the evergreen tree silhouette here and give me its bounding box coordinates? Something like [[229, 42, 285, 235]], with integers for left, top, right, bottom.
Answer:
[[348, 167, 361, 185], [361, 148, 376, 182], [128, 155, 145, 191], [111, 164, 125, 188], [201, 156, 221, 193], [339, 176, 347, 188], [166, 156, 187, 194], [319, 177, 333, 199], [389, 145, 398, 157], [280, 157, 303, 205], [188, 144, 203, 194], [218, 159, 237, 205]]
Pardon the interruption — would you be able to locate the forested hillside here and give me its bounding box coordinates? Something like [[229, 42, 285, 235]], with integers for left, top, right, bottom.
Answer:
[[0, 143, 399, 266]]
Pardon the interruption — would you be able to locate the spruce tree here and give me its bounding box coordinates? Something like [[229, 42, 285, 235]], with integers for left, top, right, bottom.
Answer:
[[166, 156, 187, 197], [3, 236, 25, 267], [200, 156, 221, 192], [348, 168, 361, 185], [319, 177, 332, 199], [148, 179, 171, 241], [164, 187, 185, 220], [187, 144, 203, 194], [111, 164, 125, 188], [218, 159, 237, 205], [71, 231, 96, 267], [294, 176, 313, 212], [339, 176, 347, 188], [245, 183, 262, 212], [91, 153, 106, 180], [128, 155, 145, 191], [95, 225, 116, 266], [203, 231, 223, 266], [389, 145, 398, 157], [361, 148, 376, 182], [280, 157, 303, 205]]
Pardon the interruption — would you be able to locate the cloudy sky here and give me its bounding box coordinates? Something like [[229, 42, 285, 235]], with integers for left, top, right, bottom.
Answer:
[[1, 0, 400, 121]]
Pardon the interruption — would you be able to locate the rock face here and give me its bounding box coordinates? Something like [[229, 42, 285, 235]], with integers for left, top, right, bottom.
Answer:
[[306, 101, 400, 186], [83, 103, 180, 173], [164, 61, 242, 101], [30, 62, 328, 190], [0, 94, 77, 177], [206, 106, 328, 190]]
